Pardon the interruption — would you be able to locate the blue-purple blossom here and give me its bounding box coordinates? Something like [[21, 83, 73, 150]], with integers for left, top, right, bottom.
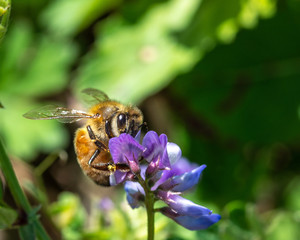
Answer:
[[98, 197, 114, 212], [109, 133, 146, 184], [124, 181, 145, 209], [160, 207, 221, 230], [109, 130, 221, 230], [142, 131, 171, 177]]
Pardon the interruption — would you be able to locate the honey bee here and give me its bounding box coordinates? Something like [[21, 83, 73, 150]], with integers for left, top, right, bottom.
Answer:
[[23, 88, 144, 186]]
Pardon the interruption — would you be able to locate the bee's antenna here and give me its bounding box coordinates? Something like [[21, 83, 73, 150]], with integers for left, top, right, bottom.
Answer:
[[139, 122, 148, 132]]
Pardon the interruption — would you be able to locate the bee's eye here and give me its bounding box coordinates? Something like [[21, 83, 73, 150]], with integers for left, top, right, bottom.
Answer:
[[117, 113, 126, 129]]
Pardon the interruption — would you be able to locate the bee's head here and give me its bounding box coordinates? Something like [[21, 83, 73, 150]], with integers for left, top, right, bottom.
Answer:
[[106, 106, 143, 138]]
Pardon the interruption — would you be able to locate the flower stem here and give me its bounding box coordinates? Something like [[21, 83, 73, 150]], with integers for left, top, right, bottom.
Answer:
[[0, 138, 51, 240], [137, 175, 155, 240]]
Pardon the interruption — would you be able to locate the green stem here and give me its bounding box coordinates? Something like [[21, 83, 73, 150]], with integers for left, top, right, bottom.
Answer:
[[137, 174, 155, 240], [0, 139, 31, 212], [0, 138, 51, 240]]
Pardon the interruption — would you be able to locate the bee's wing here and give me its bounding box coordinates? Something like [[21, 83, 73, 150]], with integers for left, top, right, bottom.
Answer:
[[23, 105, 93, 123], [81, 88, 110, 105]]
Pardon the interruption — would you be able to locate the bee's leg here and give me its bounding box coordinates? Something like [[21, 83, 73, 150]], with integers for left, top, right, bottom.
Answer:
[[86, 125, 108, 151], [92, 162, 115, 172], [91, 162, 130, 173], [88, 149, 100, 166], [87, 125, 96, 139]]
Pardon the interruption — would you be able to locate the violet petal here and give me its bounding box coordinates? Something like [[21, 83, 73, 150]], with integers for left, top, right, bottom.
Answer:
[[160, 165, 206, 192], [157, 191, 212, 217], [160, 207, 221, 230], [142, 131, 165, 162], [167, 143, 182, 165], [124, 181, 145, 209], [109, 133, 145, 165]]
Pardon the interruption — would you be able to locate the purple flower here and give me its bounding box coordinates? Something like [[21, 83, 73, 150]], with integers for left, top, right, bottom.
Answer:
[[160, 207, 221, 230], [98, 197, 114, 212], [142, 131, 171, 177], [109, 133, 146, 184], [124, 181, 145, 209], [108, 130, 221, 230]]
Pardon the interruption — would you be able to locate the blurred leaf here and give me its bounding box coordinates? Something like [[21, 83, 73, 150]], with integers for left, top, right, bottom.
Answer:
[[182, 0, 277, 47], [0, 102, 4, 108], [224, 201, 248, 229], [121, 0, 170, 23], [171, 5, 300, 144], [0, 205, 18, 229], [245, 204, 265, 238], [40, 0, 122, 37], [0, 21, 76, 159], [0, 0, 9, 17], [111, 198, 168, 240], [0, 0, 10, 43], [0, 97, 68, 160], [49, 192, 86, 239], [266, 211, 300, 240], [74, 0, 201, 103], [218, 220, 255, 240], [74, 0, 277, 104], [0, 21, 77, 98], [81, 230, 111, 240], [285, 177, 300, 211], [0, 176, 3, 200]]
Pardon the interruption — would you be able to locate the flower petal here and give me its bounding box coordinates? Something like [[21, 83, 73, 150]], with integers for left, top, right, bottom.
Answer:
[[160, 207, 221, 230], [124, 181, 145, 209], [142, 131, 167, 162], [98, 197, 114, 211], [157, 191, 212, 217], [159, 134, 168, 147], [109, 133, 145, 166], [171, 157, 198, 176], [143, 131, 171, 178], [111, 171, 127, 185], [151, 158, 198, 190], [167, 143, 181, 165], [160, 165, 206, 192], [134, 130, 141, 142]]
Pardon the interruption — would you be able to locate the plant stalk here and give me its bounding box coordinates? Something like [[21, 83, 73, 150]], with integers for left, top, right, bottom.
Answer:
[[137, 175, 155, 240], [0, 138, 51, 240]]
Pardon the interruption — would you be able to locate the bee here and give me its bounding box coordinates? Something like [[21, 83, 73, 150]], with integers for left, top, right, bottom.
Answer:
[[23, 88, 144, 186]]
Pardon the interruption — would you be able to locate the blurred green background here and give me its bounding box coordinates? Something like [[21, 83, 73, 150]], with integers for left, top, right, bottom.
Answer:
[[1, 0, 300, 239]]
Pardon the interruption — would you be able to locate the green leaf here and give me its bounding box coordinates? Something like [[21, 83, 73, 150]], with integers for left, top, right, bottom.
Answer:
[[0, 0, 10, 42], [0, 21, 75, 159], [224, 200, 248, 229], [171, 6, 300, 144], [0, 21, 77, 98], [266, 211, 300, 240], [40, 0, 122, 37], [0, 97, 69, 160], [48, 192, 85, 229], [0, 205, 18, 229], [182, 0, 277, 46], [74, 0, 201, 103], [285, 177, 300, 211], [0, 3, 8, 17]]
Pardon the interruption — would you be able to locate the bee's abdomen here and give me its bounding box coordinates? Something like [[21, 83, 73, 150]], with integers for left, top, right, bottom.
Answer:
[[74, 128, 111, 186]]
